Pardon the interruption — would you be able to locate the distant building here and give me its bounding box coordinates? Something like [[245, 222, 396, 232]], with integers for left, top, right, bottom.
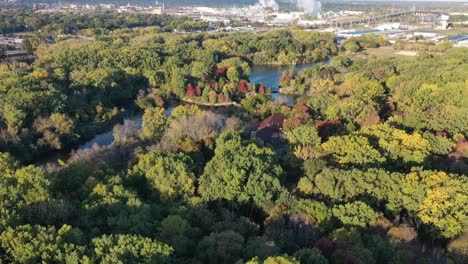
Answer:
[[447, 34, 468, 42], [269, 12, 304, 25], [376, 23, 400, 31], [99, 4, 115, 10], [0, 37, 23, 49], [450, 35, 468, 47], [200, 16, 230, 25], [297, 19, 327, 27], [413, 30, 438, 38], [253, 113, 287, 147], [455, 40, 468, 47], [149, 7, 164, 15], [338, 29, 405, 39]]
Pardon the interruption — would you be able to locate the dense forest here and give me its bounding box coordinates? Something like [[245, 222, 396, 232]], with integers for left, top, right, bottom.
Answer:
[[0, 9, 213, 34], [0, 26, 336, 162], [0, 10, 467, 264], [15, 0, 257, 7]]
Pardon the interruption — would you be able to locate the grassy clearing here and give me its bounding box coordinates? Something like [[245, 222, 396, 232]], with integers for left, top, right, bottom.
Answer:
[[354, 46, 416, 59], [437, 27, 468, 36]]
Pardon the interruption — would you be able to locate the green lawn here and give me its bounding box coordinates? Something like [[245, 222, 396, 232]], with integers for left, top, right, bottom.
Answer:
[[354, 47, 417, 59]]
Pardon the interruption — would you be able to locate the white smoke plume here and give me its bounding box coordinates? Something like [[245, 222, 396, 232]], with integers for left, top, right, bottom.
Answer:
[[296, 0, 322, 14], [258, 0, 280, 12]]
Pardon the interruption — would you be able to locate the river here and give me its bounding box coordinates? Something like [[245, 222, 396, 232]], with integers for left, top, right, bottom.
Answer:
[[75, 62, 318, 151]]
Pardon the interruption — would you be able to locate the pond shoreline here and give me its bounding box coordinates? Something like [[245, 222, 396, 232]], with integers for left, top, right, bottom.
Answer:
[[35, 60, 325, 167], [181, 99, 241, 107], [277, 87, 305, 96]]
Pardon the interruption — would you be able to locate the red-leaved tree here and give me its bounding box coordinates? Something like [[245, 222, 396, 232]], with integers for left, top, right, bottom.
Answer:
[[218, 92, 226, 103], [316, 119, 344, 140], [216, 67, 227, 77], [239, 80, 248, 94], [195, 86, 202, 96], [259, 85, 266, 94], [186, 85, 195, 98]]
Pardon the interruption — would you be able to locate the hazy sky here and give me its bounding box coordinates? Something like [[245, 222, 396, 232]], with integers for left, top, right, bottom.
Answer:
[[332, 0, 466, 1]]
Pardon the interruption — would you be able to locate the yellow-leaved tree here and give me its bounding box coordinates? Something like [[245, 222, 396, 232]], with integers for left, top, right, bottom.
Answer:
[[417, 171, 468, 239]]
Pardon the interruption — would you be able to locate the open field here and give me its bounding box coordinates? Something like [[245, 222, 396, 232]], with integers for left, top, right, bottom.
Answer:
[[354, 46, 419, 59], [437, 27, 468, 36]]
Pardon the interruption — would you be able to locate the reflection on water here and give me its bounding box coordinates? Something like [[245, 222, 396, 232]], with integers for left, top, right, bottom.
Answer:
[[250, 62, 319, 107], [78, 107, 173, 150], [78, 117, 141, 150], [249, 63, 316, 88], [271, 92, 295, 107]]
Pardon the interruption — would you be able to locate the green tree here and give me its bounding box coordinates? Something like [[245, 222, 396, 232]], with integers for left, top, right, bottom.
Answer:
[[264, 255, 300, 264], [130, 151, 195, 202], [81, 175, 158, 235], [198, 130, 284, 209], [158, 215, 194, 256], [416, 172, 467, 239], [0, 153, 51, 229], [395, 169, 468, 239], [360, 124, 430, 163], [170, 104, 203, 118], [329, 228, 377, 264], [331, 55, 352, 68], [292, 199, 331, 224], [21, 38, 34, 54], [2, 103, 27, 133], [293, 248, 328, 264], [0, 160, 49, 209], [196, 230, 244, 264], [52, 161, 98, 196], [218, 57, 251, 78], [141, 107, 168, 139], [332, 201, 379, 227], [241, 94, 273, 118], [169, 66, 187, 98], [447, 231, 468, 264], [91, 234, 173, 264], [343, 40, 360, 52], [191, 61, 211, 80], [159, 215, 190, 241], [50, 113, 74, 135], [227, 66, 240, 82], [0, 45, 5, 59], [285, 124, 322, 160], [244, 236, 280, 261], [312, 168, 402, 205], [286, 125, 321, 147], [422, 132, 455, 155], [322, 135, 385, 165], [0, 224, 86, 263], [0, 152, 18, 174]]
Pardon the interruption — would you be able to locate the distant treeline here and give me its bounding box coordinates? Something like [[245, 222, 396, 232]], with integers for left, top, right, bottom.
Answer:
[[14, 0, 257, 8], [0, 9, 201, 34]]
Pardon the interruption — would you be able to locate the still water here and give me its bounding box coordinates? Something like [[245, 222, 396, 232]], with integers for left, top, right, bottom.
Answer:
[[249, 62, 316, 88], [77, 108, 171, 150]]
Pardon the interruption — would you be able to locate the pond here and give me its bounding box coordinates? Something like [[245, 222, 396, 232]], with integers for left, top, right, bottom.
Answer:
[[249, 62, 316, 88], [77, 108, 173, 150], [76, 62, 320, 151], [250, 62, 317, 107], [78, 118, 142, 150]]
